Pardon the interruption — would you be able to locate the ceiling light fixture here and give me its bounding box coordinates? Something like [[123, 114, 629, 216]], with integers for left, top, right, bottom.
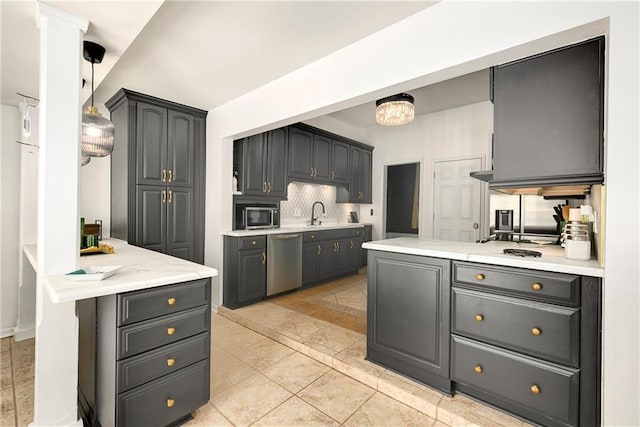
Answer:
[[81, 41, 115, 160], [375, 93, 415, 126]]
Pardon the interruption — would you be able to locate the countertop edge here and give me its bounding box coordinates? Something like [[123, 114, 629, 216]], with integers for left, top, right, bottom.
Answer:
[[223, 223, 370, 237]]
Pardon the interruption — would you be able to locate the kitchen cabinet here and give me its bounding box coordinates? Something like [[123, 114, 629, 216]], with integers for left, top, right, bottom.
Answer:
[[223, 236, 267, 309], [330, 139, 349, 185], [450, 261, 601, 426], [367, 251, 452, 393], [78, 279, 211, 427], [288, 126, 331, 183], [362, 224, 372, 267], [235, 128, 288, 199], [106, 89, 206, 263], [336, 145, 372, 203], [490, 36, 605, 189], [302, 228, 364, 286]]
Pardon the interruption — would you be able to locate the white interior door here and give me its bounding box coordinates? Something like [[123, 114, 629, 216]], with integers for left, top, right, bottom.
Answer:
[[433, 158, 482, 242]]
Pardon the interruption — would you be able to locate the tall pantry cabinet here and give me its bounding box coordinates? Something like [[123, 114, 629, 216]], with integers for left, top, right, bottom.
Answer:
[[106, 89, 207, 263]]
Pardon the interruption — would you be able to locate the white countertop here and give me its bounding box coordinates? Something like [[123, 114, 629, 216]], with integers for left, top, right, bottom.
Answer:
[[24, 239, 218, 303], [362, 238, 604, 278], [223, 223, 369, 237]]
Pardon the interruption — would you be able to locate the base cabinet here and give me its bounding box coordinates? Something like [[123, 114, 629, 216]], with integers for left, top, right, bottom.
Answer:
[[302, 228, 365, 287], [366, 251, 451, 393], [79, 279, 211, 427], [223, 236, 267, 309]]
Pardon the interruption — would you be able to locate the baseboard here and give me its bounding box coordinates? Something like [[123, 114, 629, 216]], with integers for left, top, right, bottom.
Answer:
[[13, 326, 35, 341], [1, 327, 16, 339], [211, 303, 219, 313]]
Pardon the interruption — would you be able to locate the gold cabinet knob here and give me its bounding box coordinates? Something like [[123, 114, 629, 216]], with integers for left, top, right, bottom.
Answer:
[[532, 282, 542, 291], [476, 273, 485, 281], [167, 327, 176, 336], [252, 240, 257, 245], [474, 365, 483, 374], [530, 384, 541, 395], [531, 327, 541, 336], [167, 358, 175, 367], [167, 297, 176, 306], [310, 235, 315, 239], [167, 398, 175, 408], [475, 314, 484, 322]]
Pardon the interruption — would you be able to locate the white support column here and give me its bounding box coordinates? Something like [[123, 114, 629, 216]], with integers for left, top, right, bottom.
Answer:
[[32, 4, 88, 426]]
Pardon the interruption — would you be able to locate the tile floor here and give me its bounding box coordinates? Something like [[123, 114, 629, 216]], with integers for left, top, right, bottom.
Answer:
[[0, 272, 529, 426]]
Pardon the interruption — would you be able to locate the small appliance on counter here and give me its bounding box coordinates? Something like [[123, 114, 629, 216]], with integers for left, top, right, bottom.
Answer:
[[562, 207, 591, 260], [234, 202, 280, 230], [494, 209, 514, 241]]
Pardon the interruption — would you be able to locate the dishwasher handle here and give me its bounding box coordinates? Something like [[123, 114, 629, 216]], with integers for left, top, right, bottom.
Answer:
[[270, 234, 301, 240]]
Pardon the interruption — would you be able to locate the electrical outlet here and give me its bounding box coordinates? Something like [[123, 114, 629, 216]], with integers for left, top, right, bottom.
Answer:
[[294, 208, 301, 218]]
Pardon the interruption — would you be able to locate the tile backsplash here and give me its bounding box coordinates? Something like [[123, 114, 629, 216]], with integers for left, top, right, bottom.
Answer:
[[281, 182, 358, 225]]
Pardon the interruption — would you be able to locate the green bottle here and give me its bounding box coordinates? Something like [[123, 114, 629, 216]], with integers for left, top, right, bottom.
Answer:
[[80, 217, 85, 249]]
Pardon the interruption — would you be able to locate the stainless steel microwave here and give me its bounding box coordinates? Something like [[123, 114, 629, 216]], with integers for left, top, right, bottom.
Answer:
[[243, 206, 280, 229]]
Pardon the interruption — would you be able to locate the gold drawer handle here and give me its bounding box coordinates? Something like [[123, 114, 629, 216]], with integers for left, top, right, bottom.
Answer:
[[167, 297, 176, 306], [317, 245, 321, 255], [167, 358, 175, 367], [167, 398, 175, 408], [475, 314, 484, 322], [162, 169, 167, 182], [476, 273, 485, 281], [531, 327, 541, 336], [167, 327, 176, 336], [262, 252, 266, 264], [530, 384, 541, 395], [532, 282, 542, 291], [168, 169, 173, 183], [474, 365, 483, 374]]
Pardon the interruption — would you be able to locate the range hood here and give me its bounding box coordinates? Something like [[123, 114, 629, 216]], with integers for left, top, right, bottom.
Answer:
[[470, 170, 594, 197]]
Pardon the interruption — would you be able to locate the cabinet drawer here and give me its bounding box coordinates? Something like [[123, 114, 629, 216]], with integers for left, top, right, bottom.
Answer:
[[118, 279, 210, 326], [452, 288, 579, 367], [238, 236, 266, 250], [453, 261, 579, 305], [452, 336, 579, 426], [303, 232, 321, 243], [349, 228, 365, 238], [117, 306, 210, 359], [117, 332, 209, 393], [117, 359, 209, 427]]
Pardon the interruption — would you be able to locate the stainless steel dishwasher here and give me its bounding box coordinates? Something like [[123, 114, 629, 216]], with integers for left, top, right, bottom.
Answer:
[[267, 233, 302, 296]]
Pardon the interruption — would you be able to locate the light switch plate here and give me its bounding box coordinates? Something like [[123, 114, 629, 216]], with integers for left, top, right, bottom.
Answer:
[[294, 208, 301, 218]]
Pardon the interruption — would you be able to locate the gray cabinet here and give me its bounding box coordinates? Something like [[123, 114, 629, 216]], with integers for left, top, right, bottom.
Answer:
[[336, 145, 373, 203], [223, 236, 267, 308], [362, 224, 372, 267], [288, 126, 331, 183], [235, 128, 288, 199], [79, 279, 211, 427], [106, 89, 206, 263], [490, 36, 605, 189], [367, 251, 451, 393], [331, 139, 349, 184], [302, 228, 365, 286], [451, 261, 601, 427]]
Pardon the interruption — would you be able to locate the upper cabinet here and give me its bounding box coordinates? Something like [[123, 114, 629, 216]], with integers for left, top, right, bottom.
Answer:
[[235, 128, 288, 199], [489, 36, 605, 190], [288, 126, 331, 183], [336, 145, 372, 203]]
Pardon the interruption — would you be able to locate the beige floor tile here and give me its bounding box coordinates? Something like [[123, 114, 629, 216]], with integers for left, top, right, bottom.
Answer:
[[437, 394, 525, 427], [344, 392, 437, 427], [13, 382, 33, 415], [275, 314, 331, 340], [210, 345, 257, 397], [1, 367, 13, 390], [234, 302, 300, 327], [377, 370, 442, 419], [211, 373, 291, 427], [0, 338, 10, 354], [184, 402, 233, 426], [1, 353, 10, 371], [233, 336, 295, 371], [0, 412, 16, 427], [1, 384, 16, 427], [262, 352, 331, 394], [332, 340, 384, 389], [10, 361, 33, 386], [302, 324, 363, 353], [298, 370, 375, 424], [212, 313, 251, 338], [433, 421, 450, 427], [16, 408, 32, 427], [253, 396, 339, 427]]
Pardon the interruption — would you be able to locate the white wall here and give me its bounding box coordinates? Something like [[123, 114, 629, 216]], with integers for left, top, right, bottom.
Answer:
[[205, 2, 639, 424], [364, 101, 492, 240], [1, 104, 22, 337]]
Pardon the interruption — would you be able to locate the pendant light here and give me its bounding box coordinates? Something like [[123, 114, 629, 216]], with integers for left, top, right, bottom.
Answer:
[[81, 41, 115, 158], [375, 93, 415, 126]]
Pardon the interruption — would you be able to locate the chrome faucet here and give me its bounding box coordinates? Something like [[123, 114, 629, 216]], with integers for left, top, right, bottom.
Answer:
[[311, 201, 326, 226]]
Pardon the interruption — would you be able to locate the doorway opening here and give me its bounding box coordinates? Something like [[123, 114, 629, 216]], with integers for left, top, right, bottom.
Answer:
[[384, 162, 420, 239]]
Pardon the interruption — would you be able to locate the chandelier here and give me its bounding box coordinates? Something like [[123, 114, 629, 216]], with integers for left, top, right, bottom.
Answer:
[[375, 93, 415, 126]]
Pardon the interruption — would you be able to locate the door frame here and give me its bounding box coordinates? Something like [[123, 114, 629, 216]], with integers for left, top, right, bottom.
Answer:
[[382, 158, 424, 239], [431, 154, 489, 241]]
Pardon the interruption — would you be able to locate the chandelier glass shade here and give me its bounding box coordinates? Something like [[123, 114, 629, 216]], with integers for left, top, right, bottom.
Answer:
[[375, 93, 415, 126], [81, 41, 114, 161]]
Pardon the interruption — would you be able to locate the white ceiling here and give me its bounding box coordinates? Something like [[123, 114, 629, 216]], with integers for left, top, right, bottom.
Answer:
[[1, 1, 437, 119]]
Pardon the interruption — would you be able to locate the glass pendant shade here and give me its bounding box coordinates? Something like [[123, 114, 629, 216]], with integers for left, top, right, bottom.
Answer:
[[82, 105, 115, 157], [375, 93, 415, 126]]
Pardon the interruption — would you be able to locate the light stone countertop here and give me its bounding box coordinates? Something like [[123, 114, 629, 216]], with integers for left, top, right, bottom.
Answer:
[[25, 239, 218, 303], [362, 237, 604, 278], [223, 222, 370, 237]]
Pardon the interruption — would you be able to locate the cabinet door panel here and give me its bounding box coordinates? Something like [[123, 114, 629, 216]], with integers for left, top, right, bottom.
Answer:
[[348, 238, 363, 271], [167, 110, 194, 187], [136, 186, 166, 253], [349, 146, 362, 201], [166, 187, 193, 261], [266, 128, 288, 198], [318, 241, 335, 279], [136, 102, 167, 185], [302, 243, 320, 285], [289, 127, 314, 179], [335, 238, 351, 274], [242, 134, 267, 196], [313, 134, 332, 182], [238, 249, 266, 303], [361, 149, 372, 203], [331, 140, 349, 184]]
